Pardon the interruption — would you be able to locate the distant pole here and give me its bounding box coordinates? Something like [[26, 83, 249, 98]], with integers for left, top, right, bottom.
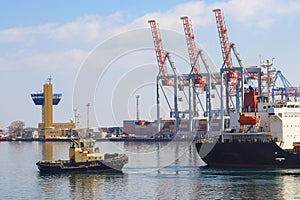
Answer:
[[73, 109, 77, 128], [136, 95, 140, 121], [86, 103, 90, 130], [77, 114, 80, 129]]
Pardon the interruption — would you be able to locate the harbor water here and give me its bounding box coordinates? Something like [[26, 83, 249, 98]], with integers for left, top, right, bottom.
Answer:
[[1, 141, 300, 199]]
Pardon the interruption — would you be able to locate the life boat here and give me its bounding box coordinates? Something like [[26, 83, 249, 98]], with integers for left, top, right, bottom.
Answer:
[[238, 114, 257, 125]]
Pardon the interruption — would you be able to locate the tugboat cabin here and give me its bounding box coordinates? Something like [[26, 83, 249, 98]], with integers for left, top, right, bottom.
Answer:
[[69, 139, 104, 163]]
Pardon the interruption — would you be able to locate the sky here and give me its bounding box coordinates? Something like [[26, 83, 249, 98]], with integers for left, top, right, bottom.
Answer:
[[1, 0, 300, 129]]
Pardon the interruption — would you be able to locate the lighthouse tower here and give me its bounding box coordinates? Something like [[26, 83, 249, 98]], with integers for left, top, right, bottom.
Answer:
[[31, 77, 75, 138]]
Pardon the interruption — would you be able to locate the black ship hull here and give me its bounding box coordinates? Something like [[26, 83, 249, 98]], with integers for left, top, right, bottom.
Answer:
[[36, 154, 128, 173], [196, 141, 300, 168]]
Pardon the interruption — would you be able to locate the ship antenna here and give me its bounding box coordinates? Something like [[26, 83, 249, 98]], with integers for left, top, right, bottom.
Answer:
[[47, 76, 52, 84], [86, 103, 90, 136]]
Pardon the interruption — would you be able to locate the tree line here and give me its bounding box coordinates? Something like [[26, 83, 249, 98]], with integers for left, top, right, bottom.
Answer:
[[7, 120, 25, 137]]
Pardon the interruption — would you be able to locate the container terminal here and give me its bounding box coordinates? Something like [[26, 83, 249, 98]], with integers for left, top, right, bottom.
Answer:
[[2, 9, 300, 144]]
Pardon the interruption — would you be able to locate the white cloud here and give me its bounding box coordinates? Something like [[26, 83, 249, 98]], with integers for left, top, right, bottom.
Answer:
[[0, 0, 300, 72], [0, 23, 56, 44], [0, 49, 87, 71], [256, 18, 276, 29], [27, 49, 87, 70], [1, 0, 299, 46], [0, 13, 126, 71], [128, 1, 213, 31], [124, 0, 300, 32], [49, 15, 102, 44], [0, 12, 128, 47], [216, 0, 300, 28]]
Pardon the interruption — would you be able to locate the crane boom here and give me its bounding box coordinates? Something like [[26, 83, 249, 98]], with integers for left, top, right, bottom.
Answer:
[[213, 9, 242, 114], [180, 16, 206, 88], [148, 20, 173, 86], [213, 9, 234, 73]]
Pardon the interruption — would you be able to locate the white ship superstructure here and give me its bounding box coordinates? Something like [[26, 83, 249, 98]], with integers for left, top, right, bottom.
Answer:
[[228, 100, 300, 150], [268, 101, 300, 149]]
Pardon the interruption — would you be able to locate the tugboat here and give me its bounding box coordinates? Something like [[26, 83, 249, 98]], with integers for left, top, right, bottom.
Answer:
[[36, 137, 128, 173]]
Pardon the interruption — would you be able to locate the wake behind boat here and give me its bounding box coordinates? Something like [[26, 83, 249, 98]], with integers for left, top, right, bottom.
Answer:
[[36, 137, 128, 173]]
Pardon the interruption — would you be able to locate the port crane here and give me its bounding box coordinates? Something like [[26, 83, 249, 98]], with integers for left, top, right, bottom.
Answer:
[[272, 70, 299, 102], [180, 16, 213, 132], [213, 8, 245, 115], [148, 20, 175, 87], [180, 16, 206, 89], [148, 19, 182, 133], [213, 9, 264, 113]]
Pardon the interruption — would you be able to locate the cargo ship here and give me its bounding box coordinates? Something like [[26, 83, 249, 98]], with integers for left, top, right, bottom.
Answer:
[[36, 137, 128, 173], [192, 9, 300, 168], [196, 85, 300, 168]]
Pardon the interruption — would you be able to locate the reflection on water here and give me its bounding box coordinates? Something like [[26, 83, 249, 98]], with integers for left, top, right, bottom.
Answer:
[[1, 141, 300, 199], [198, 168, 300, 199], [103, 141, 203, 173], [38, 173, 127, 200], [69, 173, 127, 200], [281, 173, 300, 199], [41, 141, 69, 161], [42, 142, 53, 160], [35, 166, 300, 200]]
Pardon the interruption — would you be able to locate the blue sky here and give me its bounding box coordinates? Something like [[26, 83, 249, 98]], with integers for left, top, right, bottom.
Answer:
[[1, 0, 300, 129], [1, 0, 193, 28]]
